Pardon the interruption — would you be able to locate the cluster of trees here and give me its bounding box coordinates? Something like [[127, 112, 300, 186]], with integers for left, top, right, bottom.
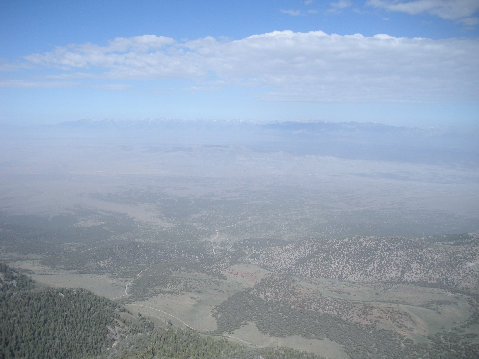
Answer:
[[212, 276, 479, 359], [1, 265, 122, 358], [127, 328, 323, 359], [212, 288, 404, 359], [0, 262, 34, 291], [128, 328, 244, 359]]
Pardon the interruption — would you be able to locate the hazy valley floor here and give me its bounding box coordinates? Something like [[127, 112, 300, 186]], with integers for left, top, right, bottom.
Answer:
[[1, 124, 479, 358]]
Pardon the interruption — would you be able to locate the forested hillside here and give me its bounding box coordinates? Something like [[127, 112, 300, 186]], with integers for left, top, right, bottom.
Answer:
[[0, 263, 125, 358], [0, 263, 324, 359]]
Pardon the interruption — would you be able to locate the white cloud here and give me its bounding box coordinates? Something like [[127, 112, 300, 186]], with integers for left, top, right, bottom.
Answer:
[[304, 0, 314, 5], [0, 79, 80, 88], [462, 16, 479, 25], [367, 0, 479, 24], [280, 9, 302, 16], [330, 1, 352, 10], [0, 59, 32, 72], [26, 35, 205, 78], [16, 31, 479, 103], [93, 83, 131, 91]]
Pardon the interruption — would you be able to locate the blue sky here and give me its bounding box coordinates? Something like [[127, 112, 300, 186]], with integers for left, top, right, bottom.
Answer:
[[1, 0, 478, 128]]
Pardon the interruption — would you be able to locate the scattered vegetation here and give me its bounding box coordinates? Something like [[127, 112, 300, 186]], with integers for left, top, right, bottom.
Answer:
[[1, 202, 478, 358]]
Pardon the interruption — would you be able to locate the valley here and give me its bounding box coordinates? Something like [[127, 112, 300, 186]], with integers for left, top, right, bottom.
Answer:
[[1, 123, 478, 358]]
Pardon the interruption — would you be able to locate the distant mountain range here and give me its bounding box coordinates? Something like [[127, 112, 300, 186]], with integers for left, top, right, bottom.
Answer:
[[2, 119, 478, 165]]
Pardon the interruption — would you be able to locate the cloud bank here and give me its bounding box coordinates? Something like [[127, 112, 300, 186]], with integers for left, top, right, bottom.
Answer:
[[18, 31, 479, 103]]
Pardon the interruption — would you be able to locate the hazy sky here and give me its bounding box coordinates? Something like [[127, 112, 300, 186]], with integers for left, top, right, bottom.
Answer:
[[1, 0, 478, 127]]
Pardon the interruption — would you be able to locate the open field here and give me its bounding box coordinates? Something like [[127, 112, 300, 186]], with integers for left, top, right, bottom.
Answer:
[[5, 259, 127, 300], [232, 322, 349, 359]]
